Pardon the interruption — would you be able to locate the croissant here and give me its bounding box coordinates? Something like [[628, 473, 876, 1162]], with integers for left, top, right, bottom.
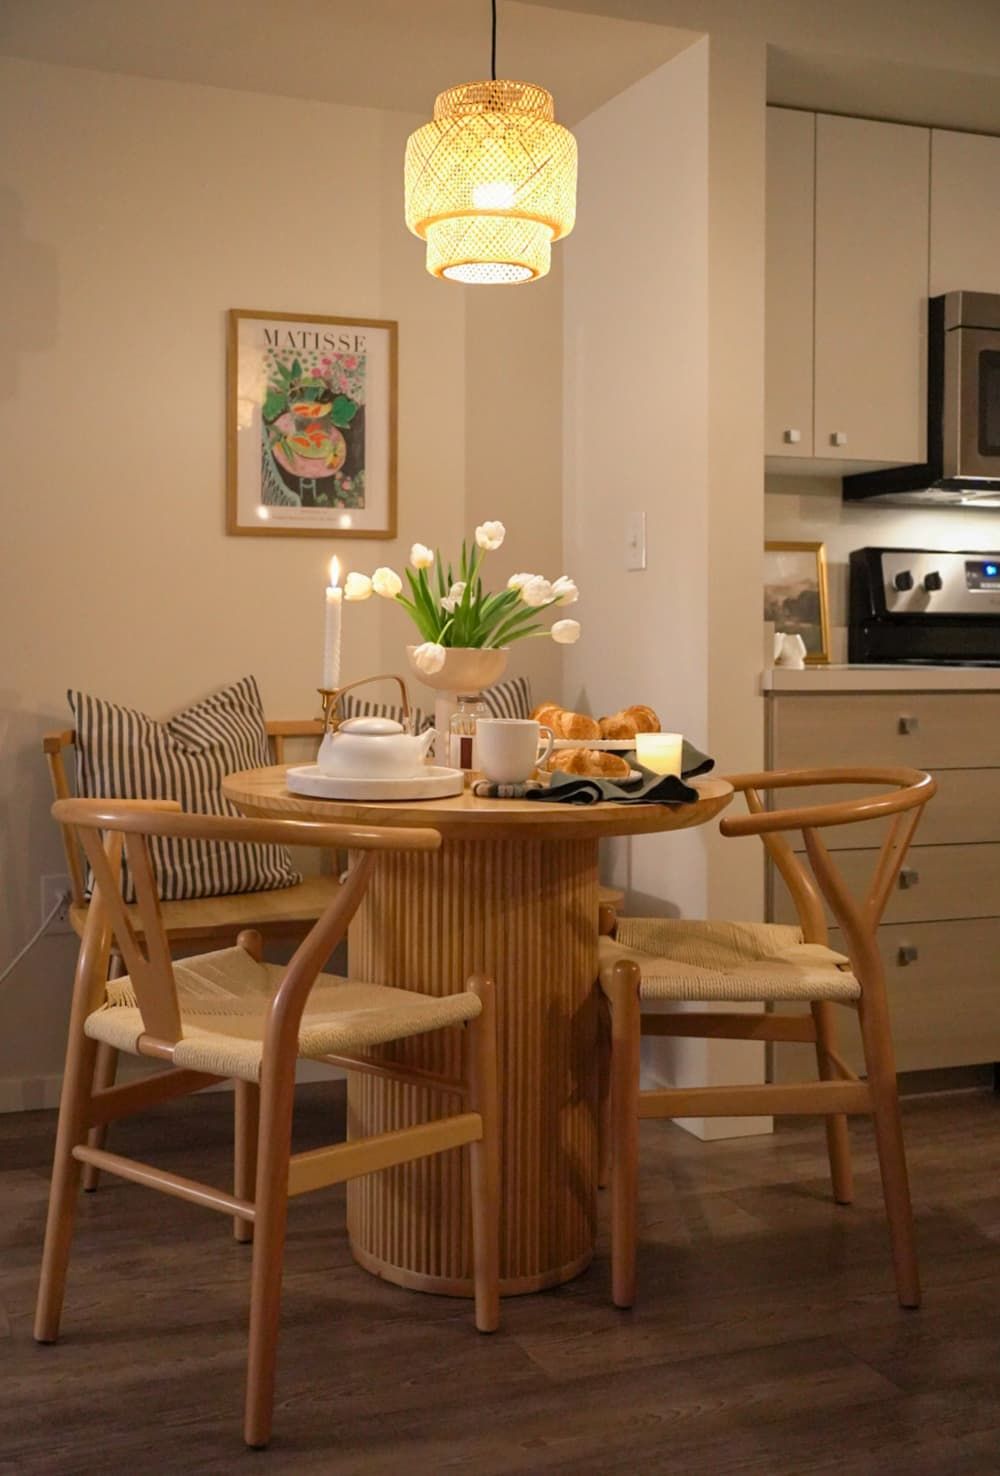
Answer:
[[532, 703, 601, 740], [598, 704, 662, 740], [549, 749, 631, 779]]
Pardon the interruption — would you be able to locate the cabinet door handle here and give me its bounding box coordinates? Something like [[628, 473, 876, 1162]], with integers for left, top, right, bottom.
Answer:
[[898, 867, 919, 890], [831, 431, 848, 447], [897, 945, 919, 966], [897, 715, 919, 735], [783, 428, 802, 445]]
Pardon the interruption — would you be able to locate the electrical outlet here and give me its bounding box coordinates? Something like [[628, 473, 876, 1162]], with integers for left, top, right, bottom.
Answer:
[[41, 875, 73, 934]]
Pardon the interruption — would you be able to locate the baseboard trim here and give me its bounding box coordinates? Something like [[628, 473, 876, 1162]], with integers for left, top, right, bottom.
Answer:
[[0, 1060, 344, 1116]]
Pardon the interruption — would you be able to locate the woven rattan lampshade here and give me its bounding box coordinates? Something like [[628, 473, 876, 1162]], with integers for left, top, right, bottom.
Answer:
[[405, 80, 577, 284]]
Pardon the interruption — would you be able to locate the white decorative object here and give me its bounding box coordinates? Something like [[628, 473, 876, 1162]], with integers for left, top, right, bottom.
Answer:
[[635, 732, 684, 776], [774, 631, 808, 669], [477, 718, 555, 785], [322, 556, 343, 688], [317, 716, 436, 781], [286, 764, 464, 802]]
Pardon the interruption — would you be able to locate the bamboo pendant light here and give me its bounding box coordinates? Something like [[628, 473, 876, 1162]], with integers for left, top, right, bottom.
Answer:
[[404, 3, 577, 284]]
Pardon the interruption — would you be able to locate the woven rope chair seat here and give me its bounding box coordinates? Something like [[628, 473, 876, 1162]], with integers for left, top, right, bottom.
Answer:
[[599, 918, 860, 1004], [84, 946, 481, 1082]]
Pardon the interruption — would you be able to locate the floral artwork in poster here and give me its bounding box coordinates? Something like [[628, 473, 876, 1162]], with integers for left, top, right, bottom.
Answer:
[[763, 540, 830, 664], [227, 310, 397, 538]]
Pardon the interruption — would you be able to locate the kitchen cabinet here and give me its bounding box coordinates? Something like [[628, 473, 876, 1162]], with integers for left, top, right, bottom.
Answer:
[[765, 686, 1000, 1078], [765, 108, 815, 459], [766, 109, 930, 470], [930, 128, 1000, 296]]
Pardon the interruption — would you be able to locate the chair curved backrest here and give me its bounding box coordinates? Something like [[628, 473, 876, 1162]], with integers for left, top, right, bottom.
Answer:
[[717, 766, 936, 977], [52, 798, 440, 1058]]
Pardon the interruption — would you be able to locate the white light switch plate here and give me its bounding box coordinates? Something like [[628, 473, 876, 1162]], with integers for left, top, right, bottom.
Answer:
[[625, 511, 646, 571]]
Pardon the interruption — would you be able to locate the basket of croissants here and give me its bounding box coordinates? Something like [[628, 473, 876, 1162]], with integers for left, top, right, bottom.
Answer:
[[531, 702, 661, 780]]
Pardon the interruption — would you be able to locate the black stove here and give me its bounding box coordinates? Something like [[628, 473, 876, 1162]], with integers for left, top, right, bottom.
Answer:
[[849, 547, 1000, 665]]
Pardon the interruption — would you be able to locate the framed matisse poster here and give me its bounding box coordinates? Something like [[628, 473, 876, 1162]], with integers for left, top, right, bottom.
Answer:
[[227, 309, 397, 538]]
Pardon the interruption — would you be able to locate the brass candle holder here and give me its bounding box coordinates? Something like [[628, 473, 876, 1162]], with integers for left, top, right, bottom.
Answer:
[[316, 674, 414, 734]]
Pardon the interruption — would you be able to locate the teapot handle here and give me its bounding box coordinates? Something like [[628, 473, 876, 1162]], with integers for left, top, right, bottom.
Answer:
[[318, 673, 414, 734]]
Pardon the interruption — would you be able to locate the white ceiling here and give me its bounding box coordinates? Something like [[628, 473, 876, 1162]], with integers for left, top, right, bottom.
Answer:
[[0, 0, 700, 123]]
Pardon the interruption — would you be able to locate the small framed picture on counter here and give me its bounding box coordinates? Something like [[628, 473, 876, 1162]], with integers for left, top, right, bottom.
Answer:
[[764, 540, 830, 664]]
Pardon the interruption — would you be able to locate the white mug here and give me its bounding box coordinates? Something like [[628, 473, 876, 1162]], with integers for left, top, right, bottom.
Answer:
[[476, 718, 555, 784]]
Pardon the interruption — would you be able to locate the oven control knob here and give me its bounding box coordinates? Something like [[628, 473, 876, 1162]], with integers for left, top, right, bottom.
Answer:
[[893, 570, 914, 592], [923, 571, 943, 592]]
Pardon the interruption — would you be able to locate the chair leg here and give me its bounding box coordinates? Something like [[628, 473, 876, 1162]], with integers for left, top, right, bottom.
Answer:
[[597, 993, 612, 1191], [81, 953, 124, 1191], [856, 985, 920, 1309], [34, 1030, 99, 1343], [233, 1080, 259, 1244], [467, 977, 500, 1334], [811, 1001, 854, 1205], [244, 1058, 296, 1450], [607, 960, 642, 1310]]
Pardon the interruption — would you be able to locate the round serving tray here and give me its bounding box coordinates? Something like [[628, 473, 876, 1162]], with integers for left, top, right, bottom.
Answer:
[[285, 764, 465, 801]]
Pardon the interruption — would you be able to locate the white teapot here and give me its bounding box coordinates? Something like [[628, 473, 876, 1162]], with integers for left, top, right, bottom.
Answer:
[[318, 716, 436, 780]]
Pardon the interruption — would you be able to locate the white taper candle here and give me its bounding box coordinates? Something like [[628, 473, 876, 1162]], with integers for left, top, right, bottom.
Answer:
[[322, 556, 342, 688]]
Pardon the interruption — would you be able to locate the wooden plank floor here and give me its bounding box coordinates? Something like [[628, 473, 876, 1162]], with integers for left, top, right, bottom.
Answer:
[[2, 1084, 999, 1474]]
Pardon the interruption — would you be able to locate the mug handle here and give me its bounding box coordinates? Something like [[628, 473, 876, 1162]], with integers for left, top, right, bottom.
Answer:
[[536, 724, 555, 769]]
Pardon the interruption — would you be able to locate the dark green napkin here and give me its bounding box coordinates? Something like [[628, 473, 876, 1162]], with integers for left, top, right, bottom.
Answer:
[[526, 740, 714, 807]]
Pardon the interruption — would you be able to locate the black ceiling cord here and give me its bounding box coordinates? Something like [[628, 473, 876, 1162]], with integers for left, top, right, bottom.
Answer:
[[491, 0, 497, 81]]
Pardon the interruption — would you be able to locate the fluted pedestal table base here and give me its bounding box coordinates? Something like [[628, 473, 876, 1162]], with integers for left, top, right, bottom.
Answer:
[[221, 766, 734, 1299], [347, 836, 599, 1296]]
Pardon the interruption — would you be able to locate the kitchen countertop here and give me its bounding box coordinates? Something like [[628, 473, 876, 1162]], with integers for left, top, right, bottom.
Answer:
[[762, 665, 1000, 692]]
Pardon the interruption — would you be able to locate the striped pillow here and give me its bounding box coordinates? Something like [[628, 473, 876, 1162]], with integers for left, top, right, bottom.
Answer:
[[68, 676, 300, 902], [340, 675, 532, 730], [481, 675, 532, 720]]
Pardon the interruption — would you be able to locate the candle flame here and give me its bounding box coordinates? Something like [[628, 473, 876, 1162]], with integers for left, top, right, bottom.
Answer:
[[328, 555, 341, 589]]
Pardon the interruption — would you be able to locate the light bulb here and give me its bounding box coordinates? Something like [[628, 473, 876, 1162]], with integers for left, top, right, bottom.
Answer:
[[472, 180, 516, 209]]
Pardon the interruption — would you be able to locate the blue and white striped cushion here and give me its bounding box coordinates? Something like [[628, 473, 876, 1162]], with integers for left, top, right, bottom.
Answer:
[[68, 675, 300, 902]]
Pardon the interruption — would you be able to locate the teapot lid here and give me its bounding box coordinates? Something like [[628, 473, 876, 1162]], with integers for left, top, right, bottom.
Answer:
[[338, 716, 405, 736]]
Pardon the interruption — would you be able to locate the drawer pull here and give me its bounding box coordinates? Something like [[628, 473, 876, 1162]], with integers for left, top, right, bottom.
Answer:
[[897, 945, 919, 966], [897, 715, 919, 735], [898, 868, 919, 890]]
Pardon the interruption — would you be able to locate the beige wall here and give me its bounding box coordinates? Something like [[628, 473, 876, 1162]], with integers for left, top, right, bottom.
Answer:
[[563, 40, 710, 920], [0, 58, 561, 1106]]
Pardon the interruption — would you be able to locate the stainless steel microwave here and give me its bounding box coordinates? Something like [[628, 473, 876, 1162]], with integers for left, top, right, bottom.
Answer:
[[844, 291, 1000, 506]]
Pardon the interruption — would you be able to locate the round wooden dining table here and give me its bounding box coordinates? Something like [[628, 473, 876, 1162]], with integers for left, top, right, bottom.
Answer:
[[223, 766, 733, 1298]]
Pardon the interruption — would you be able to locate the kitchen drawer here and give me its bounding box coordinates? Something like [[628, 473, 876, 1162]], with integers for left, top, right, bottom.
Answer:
[[771, 843, 1000, 927], [771, 918, 1000, 1078], [770, 692, 1000, 770], [764, 768, 1000, 851]]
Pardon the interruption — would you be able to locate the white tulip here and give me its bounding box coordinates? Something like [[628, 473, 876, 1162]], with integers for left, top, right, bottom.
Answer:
[[475, 520, 506, 551], [551, 619, 581, 644], [410, 543, 434, 570], [371, 566, 403, 598], [440, 580, 466, 613], [412, 641, 447, 675], [520, 575, 554, 608], [507, 571, 534, 591], [343, 572, 373, 601], [551, 575, 579, 606]]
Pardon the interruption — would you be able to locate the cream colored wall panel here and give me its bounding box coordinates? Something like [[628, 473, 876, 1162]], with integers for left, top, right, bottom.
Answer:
[[814, 114, 929, 464], [765, 107, 814, 458], [930, 129, 1000, 296], [771, 692, 1000, 771], [771, 842, 1000, 927]]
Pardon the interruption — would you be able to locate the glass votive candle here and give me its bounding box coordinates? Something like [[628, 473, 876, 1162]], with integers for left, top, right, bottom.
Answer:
[[635, 732, 683, 776]]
